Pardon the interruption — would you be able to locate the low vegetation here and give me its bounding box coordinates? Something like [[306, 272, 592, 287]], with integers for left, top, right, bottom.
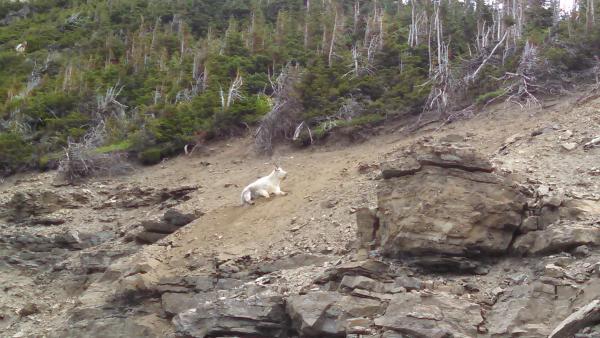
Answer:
[[0, 0, 598, 175]]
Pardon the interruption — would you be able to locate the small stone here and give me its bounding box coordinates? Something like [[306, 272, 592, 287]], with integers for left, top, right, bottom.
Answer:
[[533, 281, 556, 294], [573, 245, 591, 257], [561, 142, 578, 151], [521, 216, 539, 233], [509, 274, 528, 284], [320, 199, 337, 209], [537, 185, 550, 196], [464, 283, 480, 292], [544, 264, 566, 278], [346, 317, 372, 333], [18, 303, 39, 317]]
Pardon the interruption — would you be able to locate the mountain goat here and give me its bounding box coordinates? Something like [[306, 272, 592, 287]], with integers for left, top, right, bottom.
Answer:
[[241, 165, 287, 205]]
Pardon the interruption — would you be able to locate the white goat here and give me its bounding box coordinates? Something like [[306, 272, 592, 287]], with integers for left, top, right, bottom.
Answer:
[[241, 165, 288, 205]]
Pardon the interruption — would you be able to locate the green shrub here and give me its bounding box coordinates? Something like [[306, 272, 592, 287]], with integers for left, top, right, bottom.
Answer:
[[37, 152, 61, 171], [0, 132, 33, 175], [95, 140, 132, 154], [337, 114, 385, 128], [138, 147, 162, 165]]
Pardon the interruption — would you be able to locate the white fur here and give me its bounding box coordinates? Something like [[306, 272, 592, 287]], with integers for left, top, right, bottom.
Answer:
[[240, 167, 287, 205]]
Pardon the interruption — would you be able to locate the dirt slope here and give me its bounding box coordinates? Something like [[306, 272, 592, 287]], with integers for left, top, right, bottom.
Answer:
[[1, 85, 600, 337]]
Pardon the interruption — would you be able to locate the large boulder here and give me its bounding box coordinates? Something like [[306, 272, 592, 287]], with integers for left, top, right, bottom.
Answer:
[[173, 294, 288, 338], [374, 292, 484, 337], [286, 291, 383, 337], [371, 140, 527, 257]]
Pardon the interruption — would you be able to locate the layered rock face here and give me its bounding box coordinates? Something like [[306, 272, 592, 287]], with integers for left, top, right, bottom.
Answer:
[[373, 140, 527, 257], [3, 139, 600, 338]]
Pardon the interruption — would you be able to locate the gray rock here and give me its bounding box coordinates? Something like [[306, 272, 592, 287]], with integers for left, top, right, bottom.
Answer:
[[156, 275, 215, 294], [394, 276, 422, 291], [162, 208, 201, 227], [550, 300, 600, 338], [512, 221, 600, 255], [136, 231, 168, 244], [18, 303, 39, 317], [1, 190, 78, 222], [561, 142, 578, 151], [287, 291, 383, 337], [54, 231, 115, 250], [162, 292, 202, 316], [411, 256, 482, 274], [381, 156, 422, 179], [339, 275, 384, 293], [256, 253, 331, 274], [539, 206, 561, 228], [572, 245, 591, 257], [315, 260, 390, 284], [141, 219, 180, 234], [53, 317, 162, 338], [374, 292, 483, 338], [521, 216, 540, 233], [356, 208, 380, 251], [173, 295, 288, 338]]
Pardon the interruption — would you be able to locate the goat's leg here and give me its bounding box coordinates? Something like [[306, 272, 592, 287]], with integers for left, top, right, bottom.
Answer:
[[257, 189, 270, 198], [273, 186, 287, 195]]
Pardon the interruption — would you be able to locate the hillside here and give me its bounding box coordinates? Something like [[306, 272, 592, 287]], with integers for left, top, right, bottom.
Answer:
[[1, 86, 600, 337], [0, 0, 599, 178], [2, 0, 600, 337]]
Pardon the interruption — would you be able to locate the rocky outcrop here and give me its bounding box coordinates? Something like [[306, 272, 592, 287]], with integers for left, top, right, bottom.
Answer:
[[287, 291, 383, 337], [374, 292, 484, 337], [512, 220, 600, 255], [97, 184, 199, 209], [0, 190, 86, 222], [174, 295, 289, 338], [550, 300, 600, 338], [135, 208, 203, 244], [369, 140, 528, 257]]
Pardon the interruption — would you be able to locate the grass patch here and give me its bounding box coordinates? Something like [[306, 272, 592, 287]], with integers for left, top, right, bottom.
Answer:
[[94, 140, 132, 154], [475, 89, 506, 105]]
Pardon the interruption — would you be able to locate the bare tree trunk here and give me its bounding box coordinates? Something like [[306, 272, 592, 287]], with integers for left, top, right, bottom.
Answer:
[[467, 30, 509, 82], [321, 23, 327, 55], [409, 0, 417, 47], [304, 0, 310, 49], [587, 0, 595, 33], [353, 0, 360, 34], [378, 4, 384, 49], [328, 8, 338, 67], [249, 11, 256, 52]]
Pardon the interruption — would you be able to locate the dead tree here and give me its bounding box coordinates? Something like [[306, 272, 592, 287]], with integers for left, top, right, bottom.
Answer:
[[499, 41, 542, 108], [219, 71, 243, 112], [255, 64, 302, 154], [466, 30, 508, 83], [422, 3, 456, 116], [343, 43, 375, 79], [96, 82, 128, 119], [58, 122, 131, 183]]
